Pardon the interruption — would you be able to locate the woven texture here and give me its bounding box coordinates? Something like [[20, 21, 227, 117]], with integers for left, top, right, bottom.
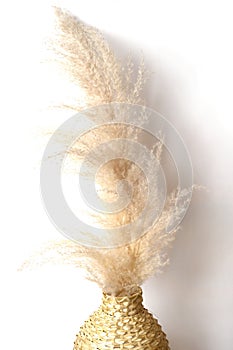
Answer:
[[74, 287, 169, 349]]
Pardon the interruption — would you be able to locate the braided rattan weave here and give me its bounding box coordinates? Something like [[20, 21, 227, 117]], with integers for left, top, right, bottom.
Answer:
[[74, 287, 169, 349]]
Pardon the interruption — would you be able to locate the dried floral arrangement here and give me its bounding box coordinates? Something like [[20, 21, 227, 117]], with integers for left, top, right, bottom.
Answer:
[[21, 7, 194, 349], [22, 7, 191, 297]]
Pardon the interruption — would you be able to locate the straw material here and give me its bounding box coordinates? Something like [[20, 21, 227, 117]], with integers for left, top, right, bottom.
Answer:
[[74, 287, 169, 349]]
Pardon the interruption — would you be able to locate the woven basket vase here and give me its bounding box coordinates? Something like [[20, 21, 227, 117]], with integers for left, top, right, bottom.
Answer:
[[74, 287, 169, 349]]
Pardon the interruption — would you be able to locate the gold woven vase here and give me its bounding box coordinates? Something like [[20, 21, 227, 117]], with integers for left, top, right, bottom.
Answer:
[[74, 287, 169, 349]]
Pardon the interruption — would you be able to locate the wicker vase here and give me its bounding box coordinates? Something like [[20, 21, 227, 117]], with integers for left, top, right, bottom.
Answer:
[[74, 287, 169, 349]]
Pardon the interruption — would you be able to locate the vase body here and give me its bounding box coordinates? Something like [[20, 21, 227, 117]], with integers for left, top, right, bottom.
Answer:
[[74, 287, 169, 349]]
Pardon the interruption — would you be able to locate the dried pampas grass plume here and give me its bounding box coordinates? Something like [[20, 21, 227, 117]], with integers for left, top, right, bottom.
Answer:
[[49, 6, 147, 111], [21, 187, 190, 296], [22, 7, 192, 296]]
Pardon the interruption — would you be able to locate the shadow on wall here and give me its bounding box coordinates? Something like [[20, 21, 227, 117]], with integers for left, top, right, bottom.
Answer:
[[104, 36, 211, 350], [100, 32, 232, 350], [143, 193, 214, 350], [142, 53, 233, 350], [113, 46, 232, 350], [142, 64, 233, 349]]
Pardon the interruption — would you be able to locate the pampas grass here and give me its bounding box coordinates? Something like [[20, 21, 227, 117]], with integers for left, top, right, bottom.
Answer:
[[21, 187, 187, 296], [49, 7, 147, 110], [22, 7, 192, 296]]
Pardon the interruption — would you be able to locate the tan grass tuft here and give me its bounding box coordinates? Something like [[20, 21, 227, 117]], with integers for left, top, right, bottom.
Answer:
[[22, 8, 192, 296]]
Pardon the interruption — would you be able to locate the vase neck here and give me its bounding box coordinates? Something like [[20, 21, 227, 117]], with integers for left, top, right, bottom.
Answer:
[[101, 287, 144, 316]]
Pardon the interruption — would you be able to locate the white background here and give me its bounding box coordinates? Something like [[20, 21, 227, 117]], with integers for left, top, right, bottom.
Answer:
[[1, 1, 233, 349]]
